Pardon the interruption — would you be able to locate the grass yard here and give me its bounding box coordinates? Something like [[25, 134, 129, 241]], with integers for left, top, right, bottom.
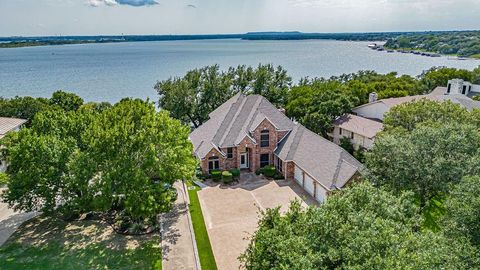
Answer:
[[186, 180, 218, 270], [0, 216, 162, 270]]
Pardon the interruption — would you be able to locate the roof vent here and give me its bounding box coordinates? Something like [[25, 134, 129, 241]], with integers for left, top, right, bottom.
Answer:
[[369, 92, 378, 103]]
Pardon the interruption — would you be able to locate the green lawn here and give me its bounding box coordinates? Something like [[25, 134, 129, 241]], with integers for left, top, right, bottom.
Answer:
[[0, 216, 162, 270], [186, 180, 218, 270]]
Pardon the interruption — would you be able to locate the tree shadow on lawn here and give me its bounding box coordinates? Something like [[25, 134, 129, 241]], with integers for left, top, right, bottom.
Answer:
[[0, 216, 162, 270]]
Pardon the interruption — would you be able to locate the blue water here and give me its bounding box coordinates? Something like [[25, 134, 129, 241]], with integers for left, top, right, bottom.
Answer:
[[0, 39, 479, 103]]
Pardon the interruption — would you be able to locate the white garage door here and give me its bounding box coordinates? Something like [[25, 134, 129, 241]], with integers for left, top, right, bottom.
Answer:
[[315, 183, 327, 203], [294, 165, 303, 186], [304, 175, 315, 196]]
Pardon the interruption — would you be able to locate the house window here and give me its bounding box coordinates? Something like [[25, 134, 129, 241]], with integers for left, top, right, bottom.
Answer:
[[351, 132, 354, 139], [260, 130, 270, 147], [339, 128, 343, 135], [462, 85, 467, 95], [227, 148, 233, 159], [447, 84, 451, 93], [208, 156, 220, 173], [275, 156, 283, 172], [260, 154, 270, 168]]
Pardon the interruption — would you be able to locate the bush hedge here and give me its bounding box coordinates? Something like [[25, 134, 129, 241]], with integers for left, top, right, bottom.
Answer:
[[263, 165, 276, 177], [229, 168, 240, 178], [211, 170, 222, 181], [222, 171, 233, 184]]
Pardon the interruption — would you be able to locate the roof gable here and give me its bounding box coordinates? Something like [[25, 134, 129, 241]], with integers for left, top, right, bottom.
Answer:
[[190, 94, 294, 157]]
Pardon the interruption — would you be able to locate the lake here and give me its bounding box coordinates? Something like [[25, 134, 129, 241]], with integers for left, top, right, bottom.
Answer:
[[0, 39, 479, 103]]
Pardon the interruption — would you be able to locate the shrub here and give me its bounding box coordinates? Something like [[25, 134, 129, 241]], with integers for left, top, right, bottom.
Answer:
[[340, 137, 355, 155], [211, 170, 222, 181], [255, 168, 263, 175], [196, 167, 206, 180], [222, 171, 233, 184], [263, 165, 276, 178], [0, 172, 9, 186], [273, 172, 284, 180], [229, 168, 240, 178]]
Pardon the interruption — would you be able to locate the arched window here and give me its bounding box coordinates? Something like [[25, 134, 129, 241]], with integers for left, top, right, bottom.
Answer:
[[260, 130, 270, 147]]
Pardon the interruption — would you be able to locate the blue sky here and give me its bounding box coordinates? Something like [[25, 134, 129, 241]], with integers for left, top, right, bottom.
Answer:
[[1, 0, 479, 36]]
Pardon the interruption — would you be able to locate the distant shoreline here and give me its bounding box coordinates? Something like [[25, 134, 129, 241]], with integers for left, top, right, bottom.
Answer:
[[2, 31, 480, 60], [0, 30, 468, 49]]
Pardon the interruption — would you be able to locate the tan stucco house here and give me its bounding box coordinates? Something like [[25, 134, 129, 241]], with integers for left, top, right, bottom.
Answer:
[[330, 79, 480, 150], [189, 93, 363, 203], [0, 117, 27, 172]]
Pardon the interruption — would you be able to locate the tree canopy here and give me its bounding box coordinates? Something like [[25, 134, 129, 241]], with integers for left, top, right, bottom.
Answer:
[[1, 98, 196, 232], [443, 176, 480, 248], [155, 64, 291, 128], [0, 90, 86, 125], [383, 99, 477, 132], [366, 123, 480, 212], [240, 182, 478, 270], [384, 31, 480, 58]]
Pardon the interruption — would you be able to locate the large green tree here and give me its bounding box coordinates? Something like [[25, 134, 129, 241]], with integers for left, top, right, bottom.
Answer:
[[240, 182, 478, 270], [383, 99, 474, 131], [50, 90, 84, 112], [366, 123, 480, 212], [0, 90, 85, 125], [286, 81, 357, 135], [1, 99, 196, 229], [155, 64, 291, 128], [0, 96, 52, 125], [443, 176, 480, 248], [419, 67, 475, 91]]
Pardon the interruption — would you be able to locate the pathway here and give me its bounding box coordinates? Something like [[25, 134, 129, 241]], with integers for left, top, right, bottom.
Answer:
[[0, 189, 39, 246], [161, 182, 199, 270]]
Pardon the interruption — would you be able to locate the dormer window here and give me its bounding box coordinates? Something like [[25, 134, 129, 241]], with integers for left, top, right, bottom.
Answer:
[[227, 147, 233, 159], [260, 130, 270, 147]]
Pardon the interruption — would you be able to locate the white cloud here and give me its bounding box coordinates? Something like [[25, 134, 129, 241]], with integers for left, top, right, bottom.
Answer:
[[88, 0, 117, 7], [87, 0, 159, 7]]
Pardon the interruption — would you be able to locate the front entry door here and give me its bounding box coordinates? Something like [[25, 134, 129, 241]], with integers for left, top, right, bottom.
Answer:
[[240, 152, 249, 169]]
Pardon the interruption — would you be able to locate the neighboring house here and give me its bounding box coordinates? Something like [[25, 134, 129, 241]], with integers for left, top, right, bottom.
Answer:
[[190, 93, 363, 203], [329, 114, 383, 150], [0, 117, 27, 172], [330, 79, 480, 149]]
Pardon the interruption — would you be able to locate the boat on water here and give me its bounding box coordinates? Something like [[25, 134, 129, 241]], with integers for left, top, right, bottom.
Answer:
[[367, 43, 377, 48]]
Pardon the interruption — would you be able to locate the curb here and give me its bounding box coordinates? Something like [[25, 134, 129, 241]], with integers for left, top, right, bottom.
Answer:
[[183, 181, 202, 270]]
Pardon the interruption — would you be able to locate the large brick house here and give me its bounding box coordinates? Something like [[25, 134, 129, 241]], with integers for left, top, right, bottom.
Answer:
[[190, 93, 363, 203]]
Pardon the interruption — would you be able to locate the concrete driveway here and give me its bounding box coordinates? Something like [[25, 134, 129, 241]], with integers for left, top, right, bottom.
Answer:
[[0, 189, 39, 246], [197, 174, 317, 270]]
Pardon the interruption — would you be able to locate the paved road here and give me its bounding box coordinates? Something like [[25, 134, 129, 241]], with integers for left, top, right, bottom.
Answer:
[[0, 189, 39, 246], [161, 182, 199, 270]]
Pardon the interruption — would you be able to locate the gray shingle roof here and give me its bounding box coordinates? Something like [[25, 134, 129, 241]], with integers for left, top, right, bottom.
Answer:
[[0, 117, 27, 139], [333, 114, 383, 138], [275, 124, 364, 190], [190, 94, 363, 190], [190, 94, 294, 158]]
